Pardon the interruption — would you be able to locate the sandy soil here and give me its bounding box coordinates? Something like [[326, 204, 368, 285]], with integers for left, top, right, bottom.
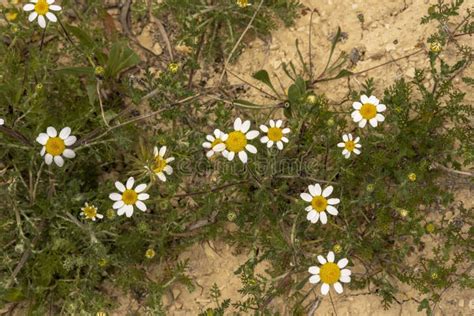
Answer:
[[152, 0, 474, 315]]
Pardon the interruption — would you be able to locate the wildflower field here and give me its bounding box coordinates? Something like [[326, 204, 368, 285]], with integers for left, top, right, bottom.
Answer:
[[0, 0, 473, 315]]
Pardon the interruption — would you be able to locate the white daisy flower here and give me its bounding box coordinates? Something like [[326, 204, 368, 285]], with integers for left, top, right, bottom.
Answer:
[[337, 133, 362, 159], [308, 251, 351, 295], [80, 202, 103, 221], [0, 118, 4, 126], [202, 129, 228, 158], [23, 0, 62, 29], [109, 177, 149, 218], [300, 184, 340, 225], [351, 95, 386, 128], [36, 126, 76, 167], [152, 146, 175, 182], [222, 117, 259, 163], [259, 119, 290, 150]]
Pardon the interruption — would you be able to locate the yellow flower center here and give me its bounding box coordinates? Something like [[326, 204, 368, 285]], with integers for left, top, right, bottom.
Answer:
[[122, 189, 138, 205], [237, 0, 250, 8], [267, 127, 283, 142], [225, 131, 247, 153], [45, 137, 65, 156], [320, 262, 341, 284], [311, 196, 328, 212], [34, 0, 49, 15], [360, 103, 377, 119], [211, 138, 223, 148], [345, 140, 355, 152], [83, 205, 97, 219], [153, 156, 167, 173]]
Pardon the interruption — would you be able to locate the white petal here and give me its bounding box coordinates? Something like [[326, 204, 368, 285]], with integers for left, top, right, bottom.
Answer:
[[359, 119, 367, 128], [40, 147, 46, 156], [322, 186, 333, 197], [352, 111, 362, 122], [317, 255, 326, 265], [327, 251, 335, 263], [260, 136, 269, 143], [308, 266, 320, 274], [54, 155, 64, 167], [213, 143, 226, 152], [246, 130, 259, 140], [47, 0, 54, 4], [327, 198, 340, 205], [352, 101, 362, 110], [353, 149, 361, 155], [267, 140, 274, 148], [159, 146, 167, 157], [64, 136, 77, 146], [276, 141, 283, 150], [348, 134, 353, 141], [227, 151, 235, 161], [342, 134, 348, 142], [96, 214, 104, 219], [234, 117, 242, 131], [157, 172, 166, 182], [360, 95, 369, 104], [220, 132, 228, 140], [62, 149, 75, 158], [28, 12, 38, 21], [259, 125, 268, 132], [23, 4, 35, 11], [166, 157, 175, 163], [308, 185, 317, 196], [164, 165, 173, 174], [354, 136, 360, 143], [321, 283, 330, 295], [376, 113, 385, 122], [344, 152, 351, 159], [326, 205, 338, 216], [117, 206, 126, 216], [138, 193, 149, 200], [276, 120, 283, 128], [269, 120, 275, 127], [320, 212, 328, 224], [202, 142, 212, 148], [368, 95, 379, 105], [59, 127, 71, 139], [36, 133, 49, 145], [238, 151, 248, 163], [369, 118, 378, 127], [206, 135, 215, 142], [340, 275, 351, 283], [341, 269, 352, 277], [213, 129, 221, 138], [309, 275, 320, 284], [113, 200, 124, 209], [337, 258, 348, 269], [109, 193, 122, 201], [313, 184, 322, 196], [282, 128, 290, 134], [281, 137, 289, 143], [206, 150, 215, 158], [124, 205, 134, 217], [45, 154, 53, 165], [300, 193, 313, 202], [377, 103, 386, 112], [47, 126, 57, 137], [136, 201, 147, 211], [310, 212, 320, 223], [49, 5, 62, 11], [126, 177, 134, 189], [305, 206, 313, 212], [135, 183, 147, 193], [307, 210, 318, 222], [337, 142, 345, 148], [153, 146, 158, 156], [38, 15, 46, 28], [115, 181, 126, 192], [333, 282, 343, 294], [245, 144, 257, 154], [46, 12, 57, 22], [241, 120, 250, 133]]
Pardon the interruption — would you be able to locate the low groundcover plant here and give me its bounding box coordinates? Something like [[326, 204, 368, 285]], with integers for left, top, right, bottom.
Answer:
[[0, 0, 472, 315]]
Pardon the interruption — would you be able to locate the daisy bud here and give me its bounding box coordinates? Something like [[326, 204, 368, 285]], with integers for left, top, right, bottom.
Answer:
[[326, 118, 335, 127], [168, 63, 179, 73], [366, 184, 375, 192], [425, 223, 435, 233], [96, 312, 107, 316], [399, 209, 409, 218], [430, 41, 442, 53], [35, 83, 43, 92], [145, 248, 156, 259], [98, 258, 108, 267], [227, 211, 237, 221], [6, 11, 18, 22], [430, 272, 438, 280], [408, 173, 417, 182], [95, 66, 105, 79], [106, 208, 115, 219], [333, 244, 342, 254], [306, 94, 317, 105]]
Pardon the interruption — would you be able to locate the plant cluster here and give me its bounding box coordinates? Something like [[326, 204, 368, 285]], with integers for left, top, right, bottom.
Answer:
[[0, 0, 472, 315]]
